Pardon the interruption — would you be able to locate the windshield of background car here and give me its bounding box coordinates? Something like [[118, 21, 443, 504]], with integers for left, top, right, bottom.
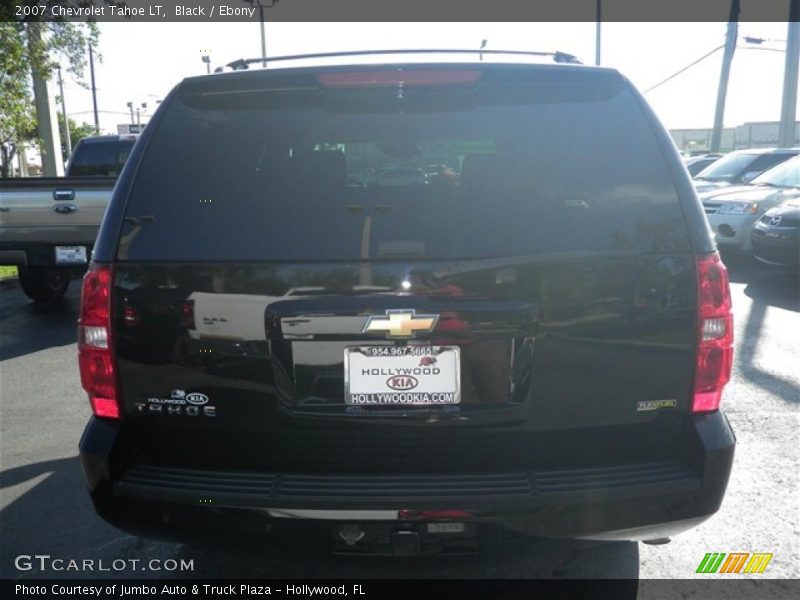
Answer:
[[68, 140, 135, 177], [695, 153, 758, 181], [696, 152, 796, 182], [120, 68, 690, 261], [752, 155, 800, 188]]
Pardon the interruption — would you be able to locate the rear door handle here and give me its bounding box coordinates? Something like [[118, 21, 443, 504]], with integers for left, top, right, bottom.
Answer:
[[53, 189, 75, 201]]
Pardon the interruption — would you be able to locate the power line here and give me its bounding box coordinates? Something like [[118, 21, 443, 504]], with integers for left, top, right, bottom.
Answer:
[[740, 46, 787, 53], [643, 45, 725, 94], [69, 110, 132, 116]]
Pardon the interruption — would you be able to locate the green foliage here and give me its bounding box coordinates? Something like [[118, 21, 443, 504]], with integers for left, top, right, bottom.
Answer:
[[0, 266, 19, 279], [0, 23, 36, 176], [57, 113, 96, 162], [0, 19, 100, 176]]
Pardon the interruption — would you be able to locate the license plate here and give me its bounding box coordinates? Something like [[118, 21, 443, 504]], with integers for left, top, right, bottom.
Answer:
[[55, 246, 87, 264], [344, 346, 461, 406]]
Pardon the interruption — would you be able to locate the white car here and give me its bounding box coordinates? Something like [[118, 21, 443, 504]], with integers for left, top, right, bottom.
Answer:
[[701, 156, 800, 251]]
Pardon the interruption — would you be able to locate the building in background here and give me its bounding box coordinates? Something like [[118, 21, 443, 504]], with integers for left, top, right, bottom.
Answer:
[[117, 123, 146, 135], [671, 121, 800, 153]]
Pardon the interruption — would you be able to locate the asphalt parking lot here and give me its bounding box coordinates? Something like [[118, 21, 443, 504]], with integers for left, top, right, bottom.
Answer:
[[0, 257, 797, 585]]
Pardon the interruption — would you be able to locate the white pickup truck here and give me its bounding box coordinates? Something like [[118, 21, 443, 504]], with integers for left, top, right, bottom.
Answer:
[[0, 135, 136, 300]]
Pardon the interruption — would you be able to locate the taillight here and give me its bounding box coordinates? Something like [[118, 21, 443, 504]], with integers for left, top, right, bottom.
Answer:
[[78, 263, 121, 419], [181, 299, 195, 330], [317, 70, 481, 88], [693, 253, 733, 413]]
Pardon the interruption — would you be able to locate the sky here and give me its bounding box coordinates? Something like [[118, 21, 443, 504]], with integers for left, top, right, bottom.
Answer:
[[52, 22, 794, 136]]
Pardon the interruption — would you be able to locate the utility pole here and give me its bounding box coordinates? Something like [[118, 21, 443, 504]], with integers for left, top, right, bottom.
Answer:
[[258, 3, 267, 67], [55, 64, 72, 160], [710, 0, 740, 152], [595, 0, 602, 66], [27, 22, 64, 176], [88, 40, 99, 134], [778, 0, 800, 147], [243, 1, 269, 67], [18, 146, 29, 177]]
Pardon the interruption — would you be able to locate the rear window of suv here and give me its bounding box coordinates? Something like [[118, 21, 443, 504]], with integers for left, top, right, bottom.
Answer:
[[119, 68, 690, 261], [68, 140, 135, 177]]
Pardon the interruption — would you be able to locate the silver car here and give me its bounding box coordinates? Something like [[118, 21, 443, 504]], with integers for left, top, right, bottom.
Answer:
[[701, 155, 800, 252], [693, 147, 798, 195]]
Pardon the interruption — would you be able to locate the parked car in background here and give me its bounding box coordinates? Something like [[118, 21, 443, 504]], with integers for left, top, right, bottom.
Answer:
[[751, 200, 800, 267], [693, 147, 799, 195], [702, 155, 800, 253], [66, 135, 137, 177], [684, 153, 723, 177], [0, 135, 137, 301], [78, 55, 735, 552]]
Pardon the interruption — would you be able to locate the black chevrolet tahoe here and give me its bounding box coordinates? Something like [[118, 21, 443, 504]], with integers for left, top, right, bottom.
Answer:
[[78, 53, 736, 554]]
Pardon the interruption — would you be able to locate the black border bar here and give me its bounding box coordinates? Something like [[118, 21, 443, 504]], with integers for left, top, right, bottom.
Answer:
[[4, 579, 800, 600], [1, 0, 797, 23]]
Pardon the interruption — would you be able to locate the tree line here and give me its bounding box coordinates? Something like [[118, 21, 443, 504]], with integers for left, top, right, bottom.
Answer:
[[0, 18, 100, 177]]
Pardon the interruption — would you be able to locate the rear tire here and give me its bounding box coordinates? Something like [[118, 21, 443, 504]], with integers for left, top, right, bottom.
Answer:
[[18, 268, 70, 302]]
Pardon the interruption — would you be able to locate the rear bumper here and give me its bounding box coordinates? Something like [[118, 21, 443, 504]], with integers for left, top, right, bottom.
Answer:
[[0, 242, 92, 272], [751, 230, 800, 267], [0, 250, 28, 266], [80, 411, 735, 543]]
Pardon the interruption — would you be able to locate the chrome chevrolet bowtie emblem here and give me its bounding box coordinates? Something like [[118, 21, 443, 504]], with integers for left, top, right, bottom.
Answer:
[[363, 310, 439, 339]]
